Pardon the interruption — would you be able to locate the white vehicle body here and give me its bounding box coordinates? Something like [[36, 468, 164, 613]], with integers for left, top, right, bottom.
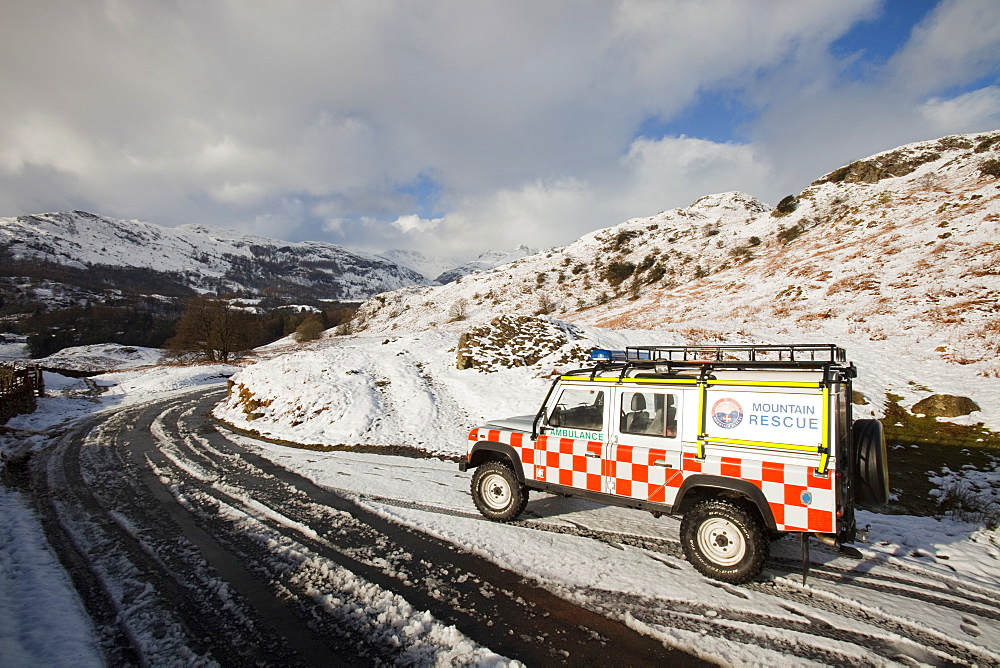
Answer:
[[461, 345, 888, 583]]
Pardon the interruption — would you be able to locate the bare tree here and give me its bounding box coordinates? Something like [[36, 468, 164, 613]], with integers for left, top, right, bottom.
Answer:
[[167, 297, 253, 362], [294, 315, 325, 343]]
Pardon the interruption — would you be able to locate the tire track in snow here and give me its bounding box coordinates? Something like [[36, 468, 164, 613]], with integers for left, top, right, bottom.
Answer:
[[292, 463, 1000, 665], [164, 389, 705, 666], [17, 396, 312, 666]]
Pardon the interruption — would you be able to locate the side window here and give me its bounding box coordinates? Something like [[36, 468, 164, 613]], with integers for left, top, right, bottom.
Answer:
[[549, 389, 605, 431], [620, 392, 677, 438]]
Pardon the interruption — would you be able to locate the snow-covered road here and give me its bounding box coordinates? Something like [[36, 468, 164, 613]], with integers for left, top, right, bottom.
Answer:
[[6, 380, 999, 665], [12, 386, 702, 666]]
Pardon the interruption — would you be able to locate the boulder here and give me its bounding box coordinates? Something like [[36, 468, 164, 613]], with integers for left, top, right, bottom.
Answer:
[[911, 394, 981, 418]]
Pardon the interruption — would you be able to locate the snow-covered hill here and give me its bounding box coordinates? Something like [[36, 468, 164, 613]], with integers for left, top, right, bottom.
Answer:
[[0, 211, 431, 301], [378, 249, 454, 282], [351, 132, 999, 375], [435, 244, 537, 283], [231, 130, 997, 439]]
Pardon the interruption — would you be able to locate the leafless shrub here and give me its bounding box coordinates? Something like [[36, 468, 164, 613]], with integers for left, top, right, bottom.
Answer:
[[294, 316, 325, 343], [937, 482, 1000, 529], [449, 298, 469, 322], [535, 293, 556, 315]]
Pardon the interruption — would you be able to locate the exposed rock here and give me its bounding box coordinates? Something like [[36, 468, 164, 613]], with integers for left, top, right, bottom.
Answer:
[[813, 150, 941, 185], [772, 195, 799, 217], [911, 394, 981, 418], [456, 315, 584, 372]]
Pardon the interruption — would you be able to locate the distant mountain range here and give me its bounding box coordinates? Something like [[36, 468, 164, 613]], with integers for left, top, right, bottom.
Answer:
[[434, 245, 537, 284], [0, 212, 432, 306], [0, 210, 539, 312], [379, 246, 538, 283]]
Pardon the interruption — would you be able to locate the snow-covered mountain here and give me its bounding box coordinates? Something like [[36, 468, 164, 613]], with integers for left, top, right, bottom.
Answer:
[[435, 244, 537, 283], [351, 132, 1000, 369], [339, 130, 1000, 431], [378, 249, 454, 282], [0, 211, 431, 302]]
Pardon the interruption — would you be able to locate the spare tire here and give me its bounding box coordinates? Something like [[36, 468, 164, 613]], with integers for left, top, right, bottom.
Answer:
[[853, 419, 889, 507]]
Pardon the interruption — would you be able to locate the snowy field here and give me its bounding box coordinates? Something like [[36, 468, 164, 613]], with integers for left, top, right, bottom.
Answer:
[[2, 330, 998, 665]]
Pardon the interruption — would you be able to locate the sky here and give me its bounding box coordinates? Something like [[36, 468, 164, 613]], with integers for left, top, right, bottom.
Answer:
[[1, 0, 998, 262]]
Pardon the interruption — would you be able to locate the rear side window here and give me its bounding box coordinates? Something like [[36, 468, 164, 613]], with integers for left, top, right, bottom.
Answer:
[[620, 391, 677, 438], [549, 389, 605, 431]]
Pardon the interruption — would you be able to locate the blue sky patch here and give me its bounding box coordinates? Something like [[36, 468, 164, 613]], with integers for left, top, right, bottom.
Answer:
[[634, 89, 760, 144], [397, 172, 444, 220], [831, 0, 939, 77]]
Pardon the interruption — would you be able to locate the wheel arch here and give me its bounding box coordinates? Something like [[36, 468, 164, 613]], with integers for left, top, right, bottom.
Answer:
[[674, 475, 777, 533], [466, 442, 526, 483]]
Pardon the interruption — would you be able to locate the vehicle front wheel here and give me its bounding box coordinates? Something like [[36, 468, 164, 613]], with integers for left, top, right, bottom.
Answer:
[[680, 499, 768, 584], [471, 461, 528, 521]]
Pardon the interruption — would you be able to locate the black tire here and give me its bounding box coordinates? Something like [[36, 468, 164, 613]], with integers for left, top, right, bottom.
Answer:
[[680, 500, 768, 584], [471, 461, 528, 521], [853, 419, 889, 507]]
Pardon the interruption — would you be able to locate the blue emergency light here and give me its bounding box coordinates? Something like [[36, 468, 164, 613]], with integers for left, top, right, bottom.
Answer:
[[590, 349, 626, 361]]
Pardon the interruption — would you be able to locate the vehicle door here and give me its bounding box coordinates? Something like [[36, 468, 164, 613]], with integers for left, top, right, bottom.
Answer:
[[535, 385, 610, 493], [609, 388, 683, 505]]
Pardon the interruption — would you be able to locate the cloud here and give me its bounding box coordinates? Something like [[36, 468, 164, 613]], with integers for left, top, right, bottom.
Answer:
[[920, 86, 1000, 130], [0, 0, 997, 261], [391, 214, 443, 234], [888, 0, 1000, 94]]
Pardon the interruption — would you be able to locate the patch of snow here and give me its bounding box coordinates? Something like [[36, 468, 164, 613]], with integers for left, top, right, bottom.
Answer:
[[36, 344, 164, 374], [0, 488, 102, 666]]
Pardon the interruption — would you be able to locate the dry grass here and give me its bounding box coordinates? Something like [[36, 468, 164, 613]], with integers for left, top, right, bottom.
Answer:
[[937, 482, 1000, 530], [677, 327, 727, 344], [826, 273, 879, 296]]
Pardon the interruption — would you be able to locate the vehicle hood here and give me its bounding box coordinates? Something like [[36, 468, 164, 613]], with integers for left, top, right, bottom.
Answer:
[[483, 415, 536, 432]]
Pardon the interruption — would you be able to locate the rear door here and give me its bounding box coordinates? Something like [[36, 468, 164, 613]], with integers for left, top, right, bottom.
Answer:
[[609, 388, 683, 505]]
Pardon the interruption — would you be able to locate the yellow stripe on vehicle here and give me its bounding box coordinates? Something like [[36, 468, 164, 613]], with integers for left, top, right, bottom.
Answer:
[[559, 376, 817, 388], [697, 381, 707, 459], [704, 437, 822, 453], [707, 380, 822, 388], [559, 376, 699, 385], [818, 385, 831, 475]]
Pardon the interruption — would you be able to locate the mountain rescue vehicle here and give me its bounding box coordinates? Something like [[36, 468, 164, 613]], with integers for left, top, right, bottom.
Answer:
[[460, 344, 889, 584]]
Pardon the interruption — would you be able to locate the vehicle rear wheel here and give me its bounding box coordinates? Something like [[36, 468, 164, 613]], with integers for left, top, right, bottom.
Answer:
[[680, 500, 768, 584], [853, 419, 889, 507], [471, 461, 528, 521]]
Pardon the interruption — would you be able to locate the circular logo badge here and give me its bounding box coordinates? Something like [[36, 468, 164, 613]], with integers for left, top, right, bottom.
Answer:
[[711, 397, 743, 429]]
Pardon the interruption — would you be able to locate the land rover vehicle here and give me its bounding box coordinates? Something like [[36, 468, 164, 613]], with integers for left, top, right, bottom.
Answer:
[[460, 344, 889, 583]]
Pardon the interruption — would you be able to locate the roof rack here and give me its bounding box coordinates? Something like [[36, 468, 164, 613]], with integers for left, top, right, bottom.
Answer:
[[587, 344, 852, 375], [627, 344, 846, 365]]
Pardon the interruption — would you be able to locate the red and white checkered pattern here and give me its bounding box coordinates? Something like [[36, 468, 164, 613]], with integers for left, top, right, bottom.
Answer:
[[681, 452, 835, 533], [469, 428, 836, 533], [533, 436, 603, 492], [608, 444, 683, 504]]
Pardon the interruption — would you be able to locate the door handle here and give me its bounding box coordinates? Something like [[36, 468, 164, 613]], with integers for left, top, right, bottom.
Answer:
[[585, 452, 600, 458], [653, 460, 673, 468]]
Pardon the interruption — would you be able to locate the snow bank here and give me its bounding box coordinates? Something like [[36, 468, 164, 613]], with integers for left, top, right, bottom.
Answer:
[[36, 343, 164, 373], [214, 321, 660, 454]]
